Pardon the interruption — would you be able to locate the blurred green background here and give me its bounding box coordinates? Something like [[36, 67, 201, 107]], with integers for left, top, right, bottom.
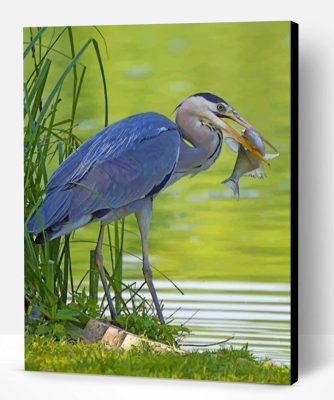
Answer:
[[24, 21, 291, 282]]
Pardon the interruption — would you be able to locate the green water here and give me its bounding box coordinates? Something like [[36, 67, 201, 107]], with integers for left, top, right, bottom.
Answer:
[[25, 22, 291, 282]]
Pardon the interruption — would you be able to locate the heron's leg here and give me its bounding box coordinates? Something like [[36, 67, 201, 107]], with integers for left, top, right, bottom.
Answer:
[[95, 224, 117, 321], [135, 199, 165, 324]]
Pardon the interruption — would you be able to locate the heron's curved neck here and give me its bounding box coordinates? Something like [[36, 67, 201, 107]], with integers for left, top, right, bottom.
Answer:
[[175, 108, 220, 170]]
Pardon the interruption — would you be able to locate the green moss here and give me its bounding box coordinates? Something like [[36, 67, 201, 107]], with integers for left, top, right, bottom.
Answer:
[[25, 336, 290, 384]]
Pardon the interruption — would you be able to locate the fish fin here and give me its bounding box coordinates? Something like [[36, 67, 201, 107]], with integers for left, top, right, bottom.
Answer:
[[225, 138, 239, 153], [265, 152, 279, 160], [222, 178, 239, 199], [243, 167, 266, 179]]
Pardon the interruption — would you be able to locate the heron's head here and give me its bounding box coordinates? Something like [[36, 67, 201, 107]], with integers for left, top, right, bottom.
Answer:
[[175, 92, 269, 162]]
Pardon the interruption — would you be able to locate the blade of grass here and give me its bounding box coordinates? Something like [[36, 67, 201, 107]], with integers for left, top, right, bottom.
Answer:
[[89, 250, 99, 305], [24, 27, 47, 59], [60, 236, 70, 303]]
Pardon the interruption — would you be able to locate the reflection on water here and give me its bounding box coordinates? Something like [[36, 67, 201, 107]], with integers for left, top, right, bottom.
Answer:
[[99, 280, 290, 365]]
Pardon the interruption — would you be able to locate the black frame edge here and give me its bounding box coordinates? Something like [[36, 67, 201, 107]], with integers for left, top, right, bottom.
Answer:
[[290, 20, 299, 385]]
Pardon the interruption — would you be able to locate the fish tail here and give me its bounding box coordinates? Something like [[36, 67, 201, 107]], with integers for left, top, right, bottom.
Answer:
[[222, 178, 239, 199]]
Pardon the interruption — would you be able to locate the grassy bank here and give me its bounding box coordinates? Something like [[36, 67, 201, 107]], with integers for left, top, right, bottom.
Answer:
[[25, 336, 290, 384]]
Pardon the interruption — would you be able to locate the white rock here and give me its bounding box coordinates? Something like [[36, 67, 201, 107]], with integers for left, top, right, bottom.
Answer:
[[102, 325, 127, 349], [120, 333, 143, 350]]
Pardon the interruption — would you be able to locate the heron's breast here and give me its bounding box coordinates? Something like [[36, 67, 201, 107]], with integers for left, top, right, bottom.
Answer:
[[194, 132, 223, 172]]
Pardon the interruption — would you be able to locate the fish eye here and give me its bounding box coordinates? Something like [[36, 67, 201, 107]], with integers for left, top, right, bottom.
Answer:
[[217, 103, 226, 112]]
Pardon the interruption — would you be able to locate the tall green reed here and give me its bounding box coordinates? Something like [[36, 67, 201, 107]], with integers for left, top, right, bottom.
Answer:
[[24, 26, 115, 330]]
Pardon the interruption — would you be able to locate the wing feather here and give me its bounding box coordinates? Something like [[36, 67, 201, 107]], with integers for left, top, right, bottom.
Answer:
[[28, 113, 180, 233], [68, 132, 179, 221]]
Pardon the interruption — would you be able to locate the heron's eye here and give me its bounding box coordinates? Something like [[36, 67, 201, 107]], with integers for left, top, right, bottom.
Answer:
[[217, 103, 226, 113]]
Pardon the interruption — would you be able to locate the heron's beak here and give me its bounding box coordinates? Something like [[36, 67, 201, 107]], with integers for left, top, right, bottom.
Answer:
[[225, 109, 278, 154], [207, 110, 270, 164], [225, 109, 253, 130]]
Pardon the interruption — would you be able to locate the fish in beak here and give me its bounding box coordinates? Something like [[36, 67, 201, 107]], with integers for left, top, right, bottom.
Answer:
[[210, 106, 278, 164], [222, 127, 279, 198]]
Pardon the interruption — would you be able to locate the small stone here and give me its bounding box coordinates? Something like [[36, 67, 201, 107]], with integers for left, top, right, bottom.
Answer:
[[120, 333, 143, 350], [83, 319, 111, 343], [102, 325, 127, 349], [152, 342, 169, 353]]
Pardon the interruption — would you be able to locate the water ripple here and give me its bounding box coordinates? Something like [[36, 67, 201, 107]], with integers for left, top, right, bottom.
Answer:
[[98, 279, 290, 365]]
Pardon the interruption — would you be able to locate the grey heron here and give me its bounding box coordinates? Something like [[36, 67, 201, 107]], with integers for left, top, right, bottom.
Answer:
[[27, 92, 267, 324]]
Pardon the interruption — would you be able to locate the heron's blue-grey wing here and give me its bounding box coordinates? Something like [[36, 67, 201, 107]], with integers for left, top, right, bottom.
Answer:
[[27, 113, 180, 233], [46, 139, 92, 194], [47, 113, 176, 193], [67, 130, 179, 222]]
